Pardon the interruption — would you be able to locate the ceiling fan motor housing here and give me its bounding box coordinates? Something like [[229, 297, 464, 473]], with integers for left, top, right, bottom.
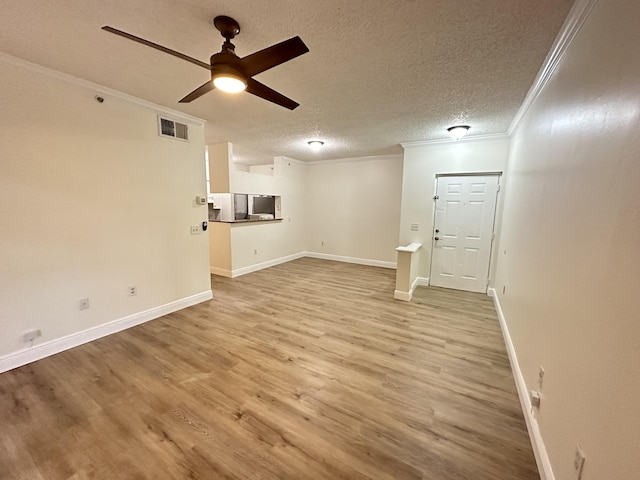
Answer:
[[210, 52, 247, 83]]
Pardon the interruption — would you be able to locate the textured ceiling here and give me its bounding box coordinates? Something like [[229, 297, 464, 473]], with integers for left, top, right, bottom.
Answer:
[[0, 0, 574, 164]]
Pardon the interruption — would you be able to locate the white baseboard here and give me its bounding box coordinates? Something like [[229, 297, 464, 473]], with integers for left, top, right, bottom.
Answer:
[[217, 252, 413, 303], [212, 251, 397, 279], [394, 276, 429, 302], [230, 252, 306, 278], [489, 288, 554, 480], [209, 252, 398, 281], [410, 276, 421, 295], [393, 290, 412, 301], [210, 267, 232, 277], [304, 251, 397, 269], [2, 250, 397, 371], [0, 290, 213, 374]]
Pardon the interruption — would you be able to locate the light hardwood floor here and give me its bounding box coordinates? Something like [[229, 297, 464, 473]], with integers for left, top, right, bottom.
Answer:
[[0, 258, 538, 479]]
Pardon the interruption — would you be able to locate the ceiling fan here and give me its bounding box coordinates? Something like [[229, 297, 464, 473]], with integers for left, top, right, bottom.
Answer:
[[102, 16, 309, 110]]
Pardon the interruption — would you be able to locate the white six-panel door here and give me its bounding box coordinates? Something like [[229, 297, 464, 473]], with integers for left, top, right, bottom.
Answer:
[[429, 175, 500, 293]]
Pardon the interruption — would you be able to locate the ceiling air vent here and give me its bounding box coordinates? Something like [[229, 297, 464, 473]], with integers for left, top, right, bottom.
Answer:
[[158, 116, 189, 141]]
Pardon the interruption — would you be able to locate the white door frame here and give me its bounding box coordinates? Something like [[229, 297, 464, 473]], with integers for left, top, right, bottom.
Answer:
[[429, 172, 502, 293]]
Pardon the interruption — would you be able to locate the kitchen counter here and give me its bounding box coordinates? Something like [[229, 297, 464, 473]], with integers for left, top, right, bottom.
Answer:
[[212, 218, 283, 224]]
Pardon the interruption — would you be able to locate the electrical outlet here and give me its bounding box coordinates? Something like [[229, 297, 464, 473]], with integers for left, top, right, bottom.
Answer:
[[79, 297, 90, 310], [190, 225, 201, 235], [410, 223, 419, 231], [574, 445, 586, 479], [538, 365, 545, 388], [129, 286, 137, 296], [22, 329, 42, 343]]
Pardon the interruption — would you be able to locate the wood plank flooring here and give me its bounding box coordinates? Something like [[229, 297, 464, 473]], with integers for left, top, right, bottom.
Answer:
[[0, 258, 538, 479]]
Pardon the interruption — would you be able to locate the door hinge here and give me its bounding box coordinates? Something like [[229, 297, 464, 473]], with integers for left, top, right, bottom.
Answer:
[[497, 185, 501, 192], [486, 278, 490, 286]]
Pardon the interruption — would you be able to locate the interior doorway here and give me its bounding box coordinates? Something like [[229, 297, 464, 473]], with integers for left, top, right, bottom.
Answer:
[[429, 174, 500, 293]]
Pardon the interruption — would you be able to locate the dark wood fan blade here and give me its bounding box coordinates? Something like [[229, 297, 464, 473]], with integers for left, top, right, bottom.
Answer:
[[241, 36, 309, 77], [102, 26, 210, 70], [245, 78, 299, 110], [179, 81, 215, 103]]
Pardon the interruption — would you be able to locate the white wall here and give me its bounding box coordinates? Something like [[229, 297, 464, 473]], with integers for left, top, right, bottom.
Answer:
[[0, 57, 211, 363], [399, 137, 511, 280], [305, 155, 403, 265], [208, 151, 403, 274], [207, 146, 307, 275], [209, 222, 231, 276], [494, 1, 640, 478], [208, 142, 231, 192], [230, 157, 307, 272]]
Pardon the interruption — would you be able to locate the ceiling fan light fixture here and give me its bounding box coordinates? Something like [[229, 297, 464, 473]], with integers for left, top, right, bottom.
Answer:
[[213, 73, 247, 93], [447, 125, 471, 140], [102, 17, 308, 109], [307, 140, 324, 150]]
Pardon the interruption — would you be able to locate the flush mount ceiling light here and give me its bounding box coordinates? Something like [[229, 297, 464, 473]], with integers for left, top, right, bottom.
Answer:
[[307, 140, 325, 150], [447, 125, 471, 140]]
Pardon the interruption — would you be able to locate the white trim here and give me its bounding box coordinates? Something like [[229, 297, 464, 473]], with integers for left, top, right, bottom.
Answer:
[[489, 288, 555, 480], [393, 290, 412, 301], [401, 133, 509, 149], [409, 275, 421, 294], [394, 276, 429, 302], [0, 290, 213, 374], [304, 251, 397, 269], [435, 171, 502, 178], [210, 267, 233, 278], [212, 251, 398, 279], [0, 52, 206, 126], [508, 0, 598, 135], [230, 252, 306, 278], [305, 154, 403, 166], [396, 242, 422, 253]]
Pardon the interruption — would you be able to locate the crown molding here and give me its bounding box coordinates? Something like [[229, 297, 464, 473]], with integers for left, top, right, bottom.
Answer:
[[401, 133, 510, 149], [235, 153, 402, 167], [304, 153, 403, 166], [508, 0, 599, 135], [0, 51, 206, 126]]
